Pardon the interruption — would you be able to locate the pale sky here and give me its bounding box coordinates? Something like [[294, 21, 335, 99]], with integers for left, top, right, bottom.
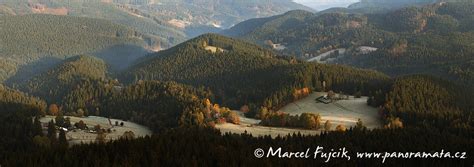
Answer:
[[293, 0, 360, 11]]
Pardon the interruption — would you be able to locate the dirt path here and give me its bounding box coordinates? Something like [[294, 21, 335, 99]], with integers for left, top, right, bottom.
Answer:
[[307, 48, 346, 63]]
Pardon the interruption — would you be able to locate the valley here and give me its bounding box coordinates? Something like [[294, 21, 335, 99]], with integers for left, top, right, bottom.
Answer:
[[0, 0, 472, 166], [0, 0, 312, 49], [0, 15, 151, 83]]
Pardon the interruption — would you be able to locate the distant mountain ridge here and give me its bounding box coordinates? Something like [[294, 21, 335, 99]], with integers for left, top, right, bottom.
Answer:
[[0, 14, 150, 84], [307, 0, 439, 14], [223, 1, 474, 87], [293, 0, 358, 10], [0, 0, 314, 48], [349, 0, 438, 8]]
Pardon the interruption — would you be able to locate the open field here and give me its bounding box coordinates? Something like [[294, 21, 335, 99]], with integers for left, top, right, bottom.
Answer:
[[216, 111, 321, 137], [307, 48, 346, 63], [307, 46, 378, 63], [280, 92, 382, 129], [216, 92, 382, 137], [40, 116, 152, 145]]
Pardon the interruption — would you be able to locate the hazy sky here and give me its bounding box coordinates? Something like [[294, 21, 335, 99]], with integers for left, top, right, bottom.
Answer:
[[293, 0, 360, 11]]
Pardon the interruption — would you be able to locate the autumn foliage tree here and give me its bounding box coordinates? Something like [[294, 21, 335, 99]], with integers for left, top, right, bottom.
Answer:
[[386, 117, 403, 129], [260, 112, 322, 130], [324, 120, 332, 131], [336, 124, 347, 132], [226, 111, 240, 125], [96, 129, 107, 143], [300, 113, 321, 130], [48, 104, 59, 116]]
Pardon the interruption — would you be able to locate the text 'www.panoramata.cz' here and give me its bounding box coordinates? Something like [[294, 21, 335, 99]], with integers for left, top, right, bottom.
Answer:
[[253, 147, 467, 163]]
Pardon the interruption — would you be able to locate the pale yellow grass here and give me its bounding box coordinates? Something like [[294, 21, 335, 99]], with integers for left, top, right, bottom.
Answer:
[[40, 116, 152, 145], [216, 92, 382, 138]]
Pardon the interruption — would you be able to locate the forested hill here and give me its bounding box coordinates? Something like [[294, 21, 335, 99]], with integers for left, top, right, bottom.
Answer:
[[59, 80, 217, 132], [0, 14, 150, 84], [374, 75, 474, 133], [0, 84, 46, 115], [138, 0, 314, 37], [20, 55, 107, 104], [223, 1, 474, 87], [221, 10, 315, 39], [221, 9, 377, 56], [0, 0, 313, 48], [0, 0, 185, 49], [346, 0, 437, 13], [124, 34, 390, 112], [336, 2, 474, 86]]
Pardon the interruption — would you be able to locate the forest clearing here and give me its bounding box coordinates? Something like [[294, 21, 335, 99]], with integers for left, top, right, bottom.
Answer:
[[216, 92, 382, 137], [39, 116, 152, 145]]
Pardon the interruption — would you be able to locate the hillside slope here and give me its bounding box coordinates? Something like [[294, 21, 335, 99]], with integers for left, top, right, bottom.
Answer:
[[348, 0, 437, 12], [224, 2, 474, 86], [378, 75, 474, 130], [0, 84, 46, 114], [137, 0, 314, 37], [21, 55, 107, 104], [0, 0, 185, 48], [0, 0, 314, 47], [59, 80, 216, 132], [124, 34, 390, 112], [0, 14, 150, 84], [222, 10, 385, 57]]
